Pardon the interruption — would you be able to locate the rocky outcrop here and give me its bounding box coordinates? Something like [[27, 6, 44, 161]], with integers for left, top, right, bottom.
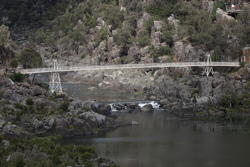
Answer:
[[0, 76, 116, 137], [154, 66, 249, 119], [151, 20, 166, 48], [92, 104, 112, 117], [216, 8, 235, 21]]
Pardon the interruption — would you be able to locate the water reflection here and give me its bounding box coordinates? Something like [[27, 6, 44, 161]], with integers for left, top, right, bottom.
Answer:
[[72, 112, 250, 167]]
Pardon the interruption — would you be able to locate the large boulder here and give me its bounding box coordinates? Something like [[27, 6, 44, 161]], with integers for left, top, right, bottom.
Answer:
[[32, 86, 44, 96], [92, 104, 112, 117], [141, 104, 154, 113], [127, 103, 141, 113], [79, 111, 106, 127], [216, 8, 235, 21]]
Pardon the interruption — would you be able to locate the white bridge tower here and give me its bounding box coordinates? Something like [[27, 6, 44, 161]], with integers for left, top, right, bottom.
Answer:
[[49, 59, 62, 94], [203, 54, 214, 76]]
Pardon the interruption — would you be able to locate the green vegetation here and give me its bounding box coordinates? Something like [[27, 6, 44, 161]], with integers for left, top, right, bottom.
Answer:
[[100, 4, 124, 29], [96, 27, 109, 45], [18, 48, 43, 68], [9, 59, 18, 68], [0, 136, 99, 167], [9, 73, 25, 82], [137, 31, 151, 47], [147, 0, 249, 61], [60, 101, 70, 112], [26, 98, 34, 106], [217, 82, 250, 121], [211, 1, 226, 20], [146, 0, 183, 19], [151, 46, 172, 58]]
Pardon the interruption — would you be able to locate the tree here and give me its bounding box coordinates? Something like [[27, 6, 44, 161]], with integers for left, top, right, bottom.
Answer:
[[18, 48, 43, 68]]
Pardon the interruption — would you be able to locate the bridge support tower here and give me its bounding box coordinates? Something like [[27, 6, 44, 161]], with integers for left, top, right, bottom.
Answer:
[[203, 54, 214, 76], [49, 59, 63, 94]]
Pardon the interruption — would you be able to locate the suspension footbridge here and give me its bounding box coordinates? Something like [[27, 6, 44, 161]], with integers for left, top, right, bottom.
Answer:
[[17, 55, 240, 94], [19, 62, 239, 74]]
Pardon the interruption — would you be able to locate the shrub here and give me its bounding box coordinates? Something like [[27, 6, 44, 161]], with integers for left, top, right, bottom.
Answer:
[[100, 4, 124, 29], [97, 27, 108, 42], [144, 18, 154, 34], [137, 31, 150, 47], [146, 0, 188, 20], [162, 31, 174, 47], [190, 32, 213, 49], [14, 103, 27, 111], [114, 28, 132, 47], [9, 73, 25, 82], [60, 101, 70, 112], [14, 156, 25, 167], [152, 46, 172, 58], [26, 98, 34, 106], [69, 29, 85, 43], [212, 47, 223, 61], [10, 59, 18, 68]]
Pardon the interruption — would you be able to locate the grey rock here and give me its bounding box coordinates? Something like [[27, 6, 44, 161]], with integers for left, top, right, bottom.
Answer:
[[196, 96, 210, 104], [137, 12, 151, 30], [55, 118, 68, 130], [127, 103, 141, 113], [3, 124, 27, 136], [32, 119, 43, 129], [216, 8, 235, 21], [79, 111, 106, 125], [141, 104, 154, 112], [32, 87, 44, 96], [0, 119, 6, 129], [2, 140, 10, 149], [92, 104, 112, 117]]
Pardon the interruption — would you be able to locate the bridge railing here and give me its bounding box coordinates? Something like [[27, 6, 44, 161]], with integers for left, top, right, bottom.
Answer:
[[18, 62, 240, 74]]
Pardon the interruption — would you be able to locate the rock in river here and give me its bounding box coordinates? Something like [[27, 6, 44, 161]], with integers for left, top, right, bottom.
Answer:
[[141, 104, 154, 113], [92, 104, 112, 117]]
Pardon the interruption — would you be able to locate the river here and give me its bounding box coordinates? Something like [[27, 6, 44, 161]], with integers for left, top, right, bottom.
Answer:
[[61, 82, 250, 167]]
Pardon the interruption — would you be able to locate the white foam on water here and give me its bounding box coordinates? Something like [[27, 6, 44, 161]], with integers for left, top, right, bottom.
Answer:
[[138, 101, 160, 109], [110, 104, 119, 112], [109, 101, 160, 112]]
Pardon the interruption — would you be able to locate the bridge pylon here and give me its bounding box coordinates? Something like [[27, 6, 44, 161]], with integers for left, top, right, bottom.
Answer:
[[203, 54, 214, 76], [49, 59, 63, 94]]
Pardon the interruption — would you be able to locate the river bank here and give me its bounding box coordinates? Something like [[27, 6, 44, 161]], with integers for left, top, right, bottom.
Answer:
[[0, 75, 119, 166]]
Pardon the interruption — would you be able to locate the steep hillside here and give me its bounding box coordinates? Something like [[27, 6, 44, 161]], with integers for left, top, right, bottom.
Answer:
[[0, 0, 250, 120]]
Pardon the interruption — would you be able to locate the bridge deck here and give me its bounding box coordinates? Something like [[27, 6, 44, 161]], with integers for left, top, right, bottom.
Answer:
[[19, 62, 240, 74]]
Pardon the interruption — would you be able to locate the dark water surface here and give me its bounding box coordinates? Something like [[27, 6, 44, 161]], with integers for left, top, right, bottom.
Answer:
[[70, 112, 250, 167], [61, 83, 250, 167]]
